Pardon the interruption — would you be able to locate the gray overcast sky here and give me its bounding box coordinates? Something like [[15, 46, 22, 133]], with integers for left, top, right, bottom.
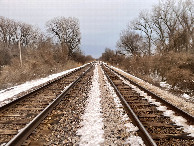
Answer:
[[0, 0, 159, 58]]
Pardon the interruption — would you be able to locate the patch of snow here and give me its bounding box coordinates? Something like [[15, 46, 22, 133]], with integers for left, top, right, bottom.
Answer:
[[77, 63, 104, 146], [125, 135, 145, 146], [160, 81, 172, 89], [149, 72, 163, 82], [182, 93, 191, 100], [125, 123, 139, 132], [0, 63, 89, 105]]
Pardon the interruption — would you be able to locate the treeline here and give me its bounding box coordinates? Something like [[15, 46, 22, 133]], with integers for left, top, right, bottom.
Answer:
[[0, 16, 93, 89], [100, 0, 194, 95]]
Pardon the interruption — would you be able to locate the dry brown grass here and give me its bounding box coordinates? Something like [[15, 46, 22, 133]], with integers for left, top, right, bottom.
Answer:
[[0, 50, 81, 90]]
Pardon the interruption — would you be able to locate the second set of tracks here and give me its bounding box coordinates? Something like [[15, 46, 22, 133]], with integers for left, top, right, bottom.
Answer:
[[102, 63, 194, 145]]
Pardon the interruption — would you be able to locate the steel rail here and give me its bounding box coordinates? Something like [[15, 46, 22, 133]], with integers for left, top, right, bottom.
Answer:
[[101, 65, 157, 146], [104, 63, 194, 124], [6, 65, 93, 146], [0, 63, 91, 111]]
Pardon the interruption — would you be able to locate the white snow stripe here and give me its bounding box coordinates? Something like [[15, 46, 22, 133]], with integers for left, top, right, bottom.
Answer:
[[77, 63, 104, 146]]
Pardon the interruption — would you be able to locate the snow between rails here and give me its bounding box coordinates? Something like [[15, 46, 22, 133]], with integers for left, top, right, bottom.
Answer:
[[77, 63, 104, 146]]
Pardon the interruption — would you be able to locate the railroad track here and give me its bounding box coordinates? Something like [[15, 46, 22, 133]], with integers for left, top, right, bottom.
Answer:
[[102, 63, 194, 145], [1, 62, 194, 145], [0, 63, 92, 145]]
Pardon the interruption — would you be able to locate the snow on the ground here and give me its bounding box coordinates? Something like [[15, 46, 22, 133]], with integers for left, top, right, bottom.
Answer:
[[160, 81, 172, 89], [102, 67, 145, 146], [116, 72, 194, 137], [182, 93, 191, 100], [77, 63, 104, 146], [109, 64, 194, 116], [0, 63, 88, 105]]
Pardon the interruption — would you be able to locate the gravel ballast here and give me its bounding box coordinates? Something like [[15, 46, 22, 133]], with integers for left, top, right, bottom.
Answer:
[[21, 63, 145, 145], [98, 64, 145, 145]]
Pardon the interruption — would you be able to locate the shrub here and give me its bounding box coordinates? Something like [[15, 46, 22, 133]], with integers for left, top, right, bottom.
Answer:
[[166, 67, 194, 91]]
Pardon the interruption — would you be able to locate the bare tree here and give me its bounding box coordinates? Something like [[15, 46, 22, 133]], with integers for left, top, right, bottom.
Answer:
[[173, 0, 194, 52], [117, 30, 144, 56], [145, 0, 194, 53], [0, 17, 9, 45], [0, 17, 17, 46], [151, 5, 167, 53], [0, 17, 42, 67], [15, 22, 42, 66], [151, 0, 180, 52], [15, 22, 40, 47], [131, 11, 153, 56], [46, 17, 81, 59]]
